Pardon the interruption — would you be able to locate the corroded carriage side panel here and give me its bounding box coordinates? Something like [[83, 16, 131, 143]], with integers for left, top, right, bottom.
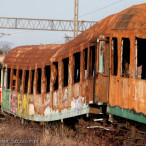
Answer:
[[53, 90, 59, 109], [129, 79, 146, 115], [17, 94, 22, 117], [95, 74, 108, 103], [10, 91, 18, 114], [17, 94, 30, 118], [73, 83, 80, 99], [2, 90, 10, 112], [109, 76, 119, 106], [22, 94, 30, 118], [62, 87, 69, 108], [87, 79, 93, 103]]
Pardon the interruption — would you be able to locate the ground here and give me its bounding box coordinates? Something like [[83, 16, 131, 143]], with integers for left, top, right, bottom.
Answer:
[[0, 113, 130, 146]]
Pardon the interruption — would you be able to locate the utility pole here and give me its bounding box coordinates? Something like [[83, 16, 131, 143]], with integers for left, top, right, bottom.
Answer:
[[74, 0, 79, 38]]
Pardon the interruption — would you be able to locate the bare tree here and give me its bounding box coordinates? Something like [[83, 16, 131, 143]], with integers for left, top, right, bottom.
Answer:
[[0, 40, 14, 54]]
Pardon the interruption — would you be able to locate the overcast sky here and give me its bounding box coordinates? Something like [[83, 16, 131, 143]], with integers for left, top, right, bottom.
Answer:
[[0, 0, 145, 48]]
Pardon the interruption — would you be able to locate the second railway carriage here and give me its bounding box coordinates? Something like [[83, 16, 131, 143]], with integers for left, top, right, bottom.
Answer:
[[51, 3, 146, 124], [1, 3, 146, 124], [2, 44, 95, 121]]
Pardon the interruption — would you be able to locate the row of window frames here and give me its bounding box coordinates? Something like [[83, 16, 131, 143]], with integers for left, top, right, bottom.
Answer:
[[4, 48, 95, 94], [4, 37, 145, 92], [53, 48, 95, 91], [112, 37, 146, 79]]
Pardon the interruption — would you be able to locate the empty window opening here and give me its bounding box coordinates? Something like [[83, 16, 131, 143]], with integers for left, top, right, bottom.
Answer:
[[104, 37, 110, 75], [19, 70, 22, 92], [53, 62, 58, 90], [122, 38, 130, 78], [12, 69, 16, 90], [63, 58, 69, 87], [84, 48, 88, 79], [74, 52, 80, 83], [99, 41, 105, 74], [137, 38, 146, 79], [31, 70, 35, 94], [24, 70, 29, 93], [89, 46, 95, 77], [7, 68, 11, 89], [45, 66, 50, 92], [112, 38, 118, 75], [37, 68, 42, 94]]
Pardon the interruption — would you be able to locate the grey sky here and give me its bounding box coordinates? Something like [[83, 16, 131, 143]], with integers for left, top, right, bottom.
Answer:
[[0, 0, 145, 48]]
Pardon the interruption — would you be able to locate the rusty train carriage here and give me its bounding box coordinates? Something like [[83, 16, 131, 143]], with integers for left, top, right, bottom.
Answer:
[[107, 4, 146, 124], [1, 3, 146, 124], [2, 44, 97, 121]]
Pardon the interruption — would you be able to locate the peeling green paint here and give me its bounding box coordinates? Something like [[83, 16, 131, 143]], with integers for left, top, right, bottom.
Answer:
[[1, 88, 90, 122], [97, 102, 103, 105], [29, 106, 90, 122], [108, 105, 146, 124], [2, 89, 10, 112]]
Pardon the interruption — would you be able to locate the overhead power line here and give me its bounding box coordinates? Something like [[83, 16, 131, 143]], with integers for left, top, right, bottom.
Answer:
[[79, 0, 124, 18]]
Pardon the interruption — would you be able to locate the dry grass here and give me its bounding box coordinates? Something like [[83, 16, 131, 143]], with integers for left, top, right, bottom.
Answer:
[[0, 114, 125, 146]]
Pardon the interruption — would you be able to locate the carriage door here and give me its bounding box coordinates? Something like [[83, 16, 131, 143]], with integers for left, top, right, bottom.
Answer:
[[95, 35, 110, 103]]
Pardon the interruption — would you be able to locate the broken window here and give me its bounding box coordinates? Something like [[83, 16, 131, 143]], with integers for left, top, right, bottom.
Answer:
[[74, 52, 80, 83], [31, 70, 35, 94], [19, 70, 22, 92], [63, 58, 69, 87], [136, 38, 146, 79], [89, 46, 95, 77], [7, 68, 11, 89], [12, 69, 16, 90], [112, 38, 118, 75], [83, 48, 88, 79], [122, 38, 130, 78], [104, 37, 110, 75], [99, 41, 105, 74], [37, 68, 42, 94], [53, 62, 58, 90], [24, 70, 29, 93], [45, 66, 50, 92]]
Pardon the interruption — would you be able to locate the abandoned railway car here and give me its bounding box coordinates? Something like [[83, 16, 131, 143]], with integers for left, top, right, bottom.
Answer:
[[1, 3, 146, 124]]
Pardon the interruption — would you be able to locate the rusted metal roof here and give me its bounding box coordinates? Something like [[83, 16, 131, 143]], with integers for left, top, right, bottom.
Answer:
[[4, 44, 61, 69], [51, 3, 146, 62]]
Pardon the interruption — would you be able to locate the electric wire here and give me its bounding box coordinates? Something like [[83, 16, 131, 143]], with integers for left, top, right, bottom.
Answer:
[[79, 0, 124, 18]]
